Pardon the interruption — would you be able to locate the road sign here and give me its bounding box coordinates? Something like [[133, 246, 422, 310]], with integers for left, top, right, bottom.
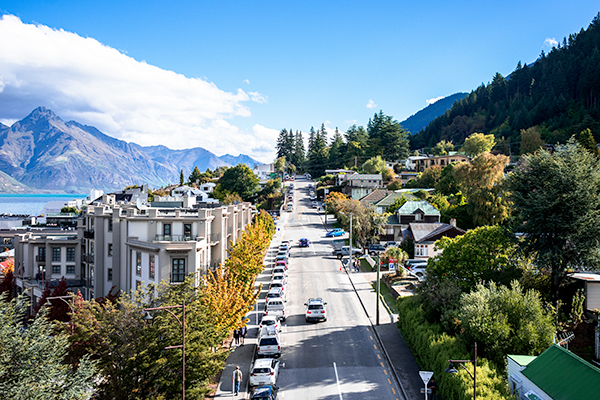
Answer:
[[419, 371, 434, 384], [420, 388, 432, 394]]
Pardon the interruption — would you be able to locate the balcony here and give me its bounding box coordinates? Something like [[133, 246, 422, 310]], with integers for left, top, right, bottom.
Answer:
[[83, 230, 95, 239], [210, 233, 220, 245], [154, 235, 194, 242], [83, 253, 94, 263], [227, 227, 232, 236]]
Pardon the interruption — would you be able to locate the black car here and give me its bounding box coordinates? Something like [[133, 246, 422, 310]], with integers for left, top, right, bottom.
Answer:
[[251, 385, 278, 400], [368, 244, 386, 254]]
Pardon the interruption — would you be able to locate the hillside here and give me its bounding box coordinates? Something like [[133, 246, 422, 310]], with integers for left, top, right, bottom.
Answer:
[[400, 92, 468, 135], [410, 13, 600, 153], [0, 107, 261, 193]]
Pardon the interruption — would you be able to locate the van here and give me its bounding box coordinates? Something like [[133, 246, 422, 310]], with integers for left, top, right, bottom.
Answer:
[[265, 298, 286, 321], [256, 334, 281, 358]]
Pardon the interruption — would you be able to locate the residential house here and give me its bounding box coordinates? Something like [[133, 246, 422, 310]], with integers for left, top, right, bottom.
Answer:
[[410, 220, 465, 259], [380, 200, 441, 243], [253, 163, 275, 181], [415, 153, 470, 172], [342, 173, 383, 200], [359, 190, 394, 210], [507, 344, 600, 400], [200, 182, 216, 193], [371, 192, 420, 214], [569, 272, 600, 358]]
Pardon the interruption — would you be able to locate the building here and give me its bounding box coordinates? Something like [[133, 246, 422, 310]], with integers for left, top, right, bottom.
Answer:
[[381, 200, 441, 243], [409, 220, 464, 259], [199, 182, 216, 193], [342, 173, 384, 200], [253, 163, 275, 181], [414, 153, 470, 172], [507, 344, 600, 400]]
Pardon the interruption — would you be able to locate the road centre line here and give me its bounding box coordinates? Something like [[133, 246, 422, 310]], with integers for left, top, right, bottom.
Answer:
[[333, 362, 344, 400]]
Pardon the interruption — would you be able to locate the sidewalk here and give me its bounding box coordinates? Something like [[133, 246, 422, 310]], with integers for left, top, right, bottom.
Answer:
[[346, 269, 425, 400]]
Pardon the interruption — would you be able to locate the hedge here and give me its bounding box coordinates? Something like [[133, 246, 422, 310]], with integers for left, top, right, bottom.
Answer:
[[396, 296, 509, 400]]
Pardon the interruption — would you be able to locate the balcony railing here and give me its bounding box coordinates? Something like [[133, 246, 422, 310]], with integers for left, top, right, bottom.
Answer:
[[154, 235, 194, 242], [83, 230, 95, 239], [83, 253, 94, 263], [210, 233, 220, 244], [227, 227, 232, 236], [237, 222, 242, 229]]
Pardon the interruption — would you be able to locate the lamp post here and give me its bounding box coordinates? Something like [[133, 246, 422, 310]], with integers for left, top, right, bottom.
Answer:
[[143, 302, 186, 400], [445, 342, 477, 399], [339, 211, 353, 272], [46, 295, 75, 334]]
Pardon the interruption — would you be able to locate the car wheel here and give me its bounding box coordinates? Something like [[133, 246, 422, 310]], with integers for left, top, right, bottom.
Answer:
[[337, 254, 342, 260], [305, 318, 309, 322]]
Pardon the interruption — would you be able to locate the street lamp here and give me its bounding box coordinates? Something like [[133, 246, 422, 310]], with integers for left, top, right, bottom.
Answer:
[[144, 302, 186, 400], [45, 295, 75, 334], [339, 211, 353, 273], [445, 342, 477, 399]]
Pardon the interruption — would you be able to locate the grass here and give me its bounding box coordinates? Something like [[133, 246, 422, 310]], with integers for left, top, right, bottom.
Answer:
[[371, 279, 398, 314]]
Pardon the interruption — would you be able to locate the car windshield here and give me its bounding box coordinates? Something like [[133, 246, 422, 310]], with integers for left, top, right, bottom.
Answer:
[[262, 319, 275, 326], [308, 305, 323, 310]]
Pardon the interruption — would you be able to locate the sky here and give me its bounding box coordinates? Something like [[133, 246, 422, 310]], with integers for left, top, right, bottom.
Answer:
[[0, 1, 597, 163]]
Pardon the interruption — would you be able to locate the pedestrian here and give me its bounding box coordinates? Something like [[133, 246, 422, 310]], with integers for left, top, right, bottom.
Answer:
[[233, 328, 240, 346], [233, 366, 243, 396], [240, 325, 247, 345], [427, 376, 438, 400]]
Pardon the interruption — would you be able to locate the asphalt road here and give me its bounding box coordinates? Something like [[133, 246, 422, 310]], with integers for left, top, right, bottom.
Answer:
[[268, 178, 404, 400]]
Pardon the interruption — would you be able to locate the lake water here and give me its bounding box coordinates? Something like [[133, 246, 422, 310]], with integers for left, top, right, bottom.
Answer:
[[0, 194, 88, 216]]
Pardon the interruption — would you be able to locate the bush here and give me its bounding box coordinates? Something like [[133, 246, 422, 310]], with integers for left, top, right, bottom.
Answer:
[[396, 296, 509, 400]]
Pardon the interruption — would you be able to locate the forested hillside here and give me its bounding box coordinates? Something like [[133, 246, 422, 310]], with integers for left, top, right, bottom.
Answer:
[[411, 13, 600, 154]]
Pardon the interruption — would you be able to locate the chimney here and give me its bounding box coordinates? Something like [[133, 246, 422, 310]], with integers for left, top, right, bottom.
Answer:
[[450, 218, 457, 227]]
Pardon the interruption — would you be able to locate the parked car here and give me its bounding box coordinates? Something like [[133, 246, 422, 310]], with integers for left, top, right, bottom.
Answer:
[[311, 201, 318, 208], [256, 332, 282, 357], [264, 298, 286, 321], [276, 254, 288, 263], [298, 238, 310, 247], [326, 228, 346, 237], [386, 241, 398, 248], [251, 385, 278, 400], [250, 358, 280, 388], [269, 281, 286, 297], [332, 246, 362, 259], [259, 315, 279, 332], [275, 260, 287, 270], [272, 266, 287, 276], [368, 243, 386, 254], [271, 273, 287, 286], [305, 298, 327, 322], [266, 287, 285, 302]]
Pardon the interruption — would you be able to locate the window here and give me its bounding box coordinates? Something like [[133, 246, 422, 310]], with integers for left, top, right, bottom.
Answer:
[[163, 223, 171, 237], [38, 247, 46, 261], [107, 268, 112, 281], [52, 248, 61, 262], [184, 223, 192, 240], [67, 264, 75, 274], [108, 218, 113, 231], [149, 255, 155, 279], [415, 213, 422, 221], [136, 252, 142, 276], [52, 265, 60, 274], [172, 258, 185, 282], [67, 248, 75, 262], [108, 244, 113, 256]]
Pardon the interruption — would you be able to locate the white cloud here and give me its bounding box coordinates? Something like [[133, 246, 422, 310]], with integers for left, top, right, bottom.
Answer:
[[0, 14, 272, 160], [243, 79, 250, 84], [366, 99, 377, 109], [426, 96, 444, 105], [544, 37, 558, 48]]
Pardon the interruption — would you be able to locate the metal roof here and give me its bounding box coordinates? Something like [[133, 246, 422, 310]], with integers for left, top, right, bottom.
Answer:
[[507, 354, 537, 367], [522, 345, 600, 400], [570, 273, 600, 282], [397, 200, 440, 216]]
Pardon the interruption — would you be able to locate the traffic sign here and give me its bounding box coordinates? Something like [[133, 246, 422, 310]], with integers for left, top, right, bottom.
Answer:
[[419, 371, 434, 384]]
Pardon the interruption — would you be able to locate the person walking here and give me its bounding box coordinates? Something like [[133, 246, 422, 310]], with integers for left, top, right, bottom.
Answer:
[[233, 328, 240, 346], [233, 366, 243, 396], [427, 376, 438, 400], [240, 326, 247, 345]]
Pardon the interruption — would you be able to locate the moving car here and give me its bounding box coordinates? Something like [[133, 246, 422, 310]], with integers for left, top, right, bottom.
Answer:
[[249, 359, 280, 388], [305, 298, 327, 322], [298, 238, 310, 247], [326, 228, 346, 237]]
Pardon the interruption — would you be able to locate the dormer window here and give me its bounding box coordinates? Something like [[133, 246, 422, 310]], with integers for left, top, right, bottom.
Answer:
[[415, 213, 422, 221]]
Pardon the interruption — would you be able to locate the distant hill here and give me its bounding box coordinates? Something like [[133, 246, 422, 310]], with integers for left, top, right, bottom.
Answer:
[[400, 93, 468, 135], [0, 107, 261, 193], [410, 13, 600, 152], [219, 153, 261, 168]]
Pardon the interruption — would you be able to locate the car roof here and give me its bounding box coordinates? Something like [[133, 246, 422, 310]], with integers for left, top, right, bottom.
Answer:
[[252, 385, 274, 397], [308, 297, 323, 304], [254, 358, 276, 367]]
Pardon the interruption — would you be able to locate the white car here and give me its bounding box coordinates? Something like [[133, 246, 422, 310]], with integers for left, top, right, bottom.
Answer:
[[266, 287, 285, 302], [250, 358, 280, 387], [271, 273, 287, 286], [269, 281, 286, 297], [265, 298, 286, 321], [305, 298, 327, 322], [259, 315, 279, 332]]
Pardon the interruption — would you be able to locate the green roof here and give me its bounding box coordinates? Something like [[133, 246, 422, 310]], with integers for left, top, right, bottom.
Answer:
[[375, 192, 418, 207], [397, 200, 440, 216], [522, 345, 600, 400], [507, 354, 537, 367]]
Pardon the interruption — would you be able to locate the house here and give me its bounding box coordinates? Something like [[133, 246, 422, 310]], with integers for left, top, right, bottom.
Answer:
[[342, 173, 383, 200], [507, 344, 600, 400], [409, 220, 464, 259], [253, 163, 275, 181], [199, 182, 216, 193], [359, 190, 394, 210], [569, 272, 600, 358], [414, 153, 470, 172], [380, 200, 441, 243], [372, 192, 420, 214]]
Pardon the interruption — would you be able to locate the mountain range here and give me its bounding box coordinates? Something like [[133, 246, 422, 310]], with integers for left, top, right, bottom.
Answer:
[[0, 107, 261, 193], [399, 92, 468, 135]]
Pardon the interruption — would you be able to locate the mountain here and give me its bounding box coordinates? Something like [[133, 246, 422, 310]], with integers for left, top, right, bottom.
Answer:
[[400, 93, 468, 135], [0, 107, 260, 193], [219, 153, 261, 168], [410, 14, 600, 152]]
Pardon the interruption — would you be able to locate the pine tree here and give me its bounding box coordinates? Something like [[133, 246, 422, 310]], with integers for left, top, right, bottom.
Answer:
[[179, 169, 184, 185], [294, 131, 306, 170]]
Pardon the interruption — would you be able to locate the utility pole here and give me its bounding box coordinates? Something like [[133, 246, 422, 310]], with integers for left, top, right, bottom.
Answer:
[[376, 254, 380, 325], [349, 212, 353, 273]]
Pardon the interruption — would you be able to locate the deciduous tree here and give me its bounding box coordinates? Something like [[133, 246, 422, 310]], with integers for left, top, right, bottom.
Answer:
[[461, 132, 496, 157]]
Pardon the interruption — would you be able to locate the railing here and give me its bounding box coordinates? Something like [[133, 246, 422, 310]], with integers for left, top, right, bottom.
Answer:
[[154, 235, 194, 242], [227, 227, 232, 236], [210, 259, 221, 270], [237, 222, 242, 229], [83, 253, 95, 263], [210, 233, 220, 244], [83, 230, 95, 239]]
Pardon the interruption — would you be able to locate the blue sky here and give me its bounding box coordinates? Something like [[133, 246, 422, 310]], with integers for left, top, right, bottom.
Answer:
[[0, 1, 597, 163]]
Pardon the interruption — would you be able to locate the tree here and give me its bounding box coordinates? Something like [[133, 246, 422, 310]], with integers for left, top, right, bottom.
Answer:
[[367, 111, 410, 161], [179, 169, 185, 185], [328, 128, 345, 169], [461, 133, 496, 157], [0, 293, 99, 400], [435, 163, 460, 195], [428, 225, 524, 291], [453, 152, 510, 226], [335, 199, 386, 248], [274, 156, 286, 174], [457, 281, 554, 367], [188, 166, 203, 185], [506, 140, 600, 304], [578, 128, 598, 157], [387, 195, 407, 214], [431, 140, 455, 156], [216, 164, 259, 201], [362, 156, 385, 174], [520, 127, 544, 155], [294, 131, 306, 169]]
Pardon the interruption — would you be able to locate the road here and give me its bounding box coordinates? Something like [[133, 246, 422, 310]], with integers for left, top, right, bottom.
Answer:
[[263, 177, 404, 400]]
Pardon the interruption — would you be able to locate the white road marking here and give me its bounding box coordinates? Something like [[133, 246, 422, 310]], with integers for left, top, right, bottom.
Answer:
[[333, 362, 344, 400]]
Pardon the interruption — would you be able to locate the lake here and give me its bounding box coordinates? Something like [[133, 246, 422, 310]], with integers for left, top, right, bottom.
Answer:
[[0, 194, 88, 216]]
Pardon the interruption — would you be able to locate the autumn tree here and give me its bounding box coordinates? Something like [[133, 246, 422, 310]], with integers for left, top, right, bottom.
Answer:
[[461, 132, 496, 157], [362, 156, 386, 174], [520, 126, 544, 155], [431, 140, 455, 156]]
